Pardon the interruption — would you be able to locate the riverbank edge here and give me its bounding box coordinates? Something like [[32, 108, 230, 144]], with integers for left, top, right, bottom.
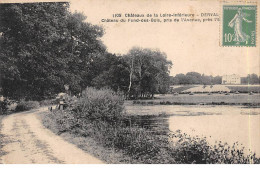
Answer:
[[132, 101, 260, 107], [38, 108, 260, 164], [38, 110, 136, 164]]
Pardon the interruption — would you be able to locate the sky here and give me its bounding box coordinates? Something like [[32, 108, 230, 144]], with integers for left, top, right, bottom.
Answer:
[[2, 0, 260, 77], [69, 0, 260, 77]]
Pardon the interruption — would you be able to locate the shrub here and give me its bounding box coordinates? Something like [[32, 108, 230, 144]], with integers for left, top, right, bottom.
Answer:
[[0, 99, 17, 114], [39, 99, 57, 106], [160, 101, 166, 105], [42, 109, 80, 134], [141, 101, 146, 105], [0, 99, 10, 114], [79, 119, 174, 163], [147, 101, 154, 105], [15, 100, 40, 112], [113, 127, 163, 160], [133, 100, 141, 104], [165, 101, 172, 105], [169, 130, 260, 164], [71, 87, 125, 122]]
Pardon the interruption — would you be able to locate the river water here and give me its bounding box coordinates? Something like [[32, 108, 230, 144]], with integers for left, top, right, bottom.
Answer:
[[125, 105, 260, 156]]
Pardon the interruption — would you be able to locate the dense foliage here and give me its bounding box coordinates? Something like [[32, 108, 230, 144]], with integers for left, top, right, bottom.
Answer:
[[0, 2, 105, 100], [71, 87, 125, 121], [90, 54, 130, 93], [15, 100, 39, 112], [0, 99, 10, 114], [241, 74, 260, 84], [170, 72, 222, 85], [170, 72, 260, 85], [43, 87, 125, 134], [0, 3, 172, 101], [124, 47, 172, 99], [169, 131, 259, 164]]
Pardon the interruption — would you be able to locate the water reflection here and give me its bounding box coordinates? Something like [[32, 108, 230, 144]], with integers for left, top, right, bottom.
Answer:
[[125, 105, 260, 156], [168, 114, 260, 157], [123, 115, 170, 135], [125, 105, 260, 116]]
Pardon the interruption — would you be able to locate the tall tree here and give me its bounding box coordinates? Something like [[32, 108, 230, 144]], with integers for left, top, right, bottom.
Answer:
[[91, 53, 130, 92], [170, 73, 222, 85], [0, 2, 105, 100], [243, 74, 260, 84], [186, 72, 202, 84], [124, 47, 172, 98]]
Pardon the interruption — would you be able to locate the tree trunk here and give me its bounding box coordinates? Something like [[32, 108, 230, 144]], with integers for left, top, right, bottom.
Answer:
[[127, 58, 134, 99]]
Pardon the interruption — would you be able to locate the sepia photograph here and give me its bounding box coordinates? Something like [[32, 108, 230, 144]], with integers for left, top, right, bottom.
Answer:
[[0, 0, 259, 166]]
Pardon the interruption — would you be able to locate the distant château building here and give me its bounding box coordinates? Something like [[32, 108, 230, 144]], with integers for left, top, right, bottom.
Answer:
[[222, 74, 241, 84]]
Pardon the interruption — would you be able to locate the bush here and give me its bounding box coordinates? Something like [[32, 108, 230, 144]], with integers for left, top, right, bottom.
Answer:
[[71, 87, 125, 121], [0, 99, 9, 114], [169, 130, 260, 164], [160, 101, 166, 105], [42, 109, 79, 134], [0, 99, 17, 114], [133, 100, 141, 104], [147, 101, 154, 105], [165, 101, 172, 105], [113, 127, 165, 160], [141, 101, 146, 105], [15, 100, 40, 112], [72, 118, 173, 163], [39, 99, 56, 106]]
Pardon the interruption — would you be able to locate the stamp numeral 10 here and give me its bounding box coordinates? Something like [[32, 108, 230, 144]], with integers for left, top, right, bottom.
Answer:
[[224, 33, 233, 42]]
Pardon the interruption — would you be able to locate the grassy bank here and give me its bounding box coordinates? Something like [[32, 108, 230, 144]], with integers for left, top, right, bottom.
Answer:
[[132, 100, 260, 106], [170, 85, 260, 93], [39, 110, 133, 163], [40, 110, 173, 163], [40, 87, 260, 164], [227, 86, 260, 93], [171, 85, 196, 93], [137, 94, 260, 105]]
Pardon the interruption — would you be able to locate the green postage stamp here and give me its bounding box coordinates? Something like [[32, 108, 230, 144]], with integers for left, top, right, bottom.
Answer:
[[222, 5, 257, 47]]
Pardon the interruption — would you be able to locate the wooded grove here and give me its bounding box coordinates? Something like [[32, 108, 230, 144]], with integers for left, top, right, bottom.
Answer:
[[0, 2, 172, 100]]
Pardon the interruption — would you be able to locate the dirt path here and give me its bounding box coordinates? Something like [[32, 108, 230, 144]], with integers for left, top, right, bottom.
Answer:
[[0, 108, 104, 164]]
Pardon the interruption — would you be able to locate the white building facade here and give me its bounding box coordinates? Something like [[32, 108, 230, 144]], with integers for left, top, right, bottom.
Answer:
[[222, 74, 241, 84]]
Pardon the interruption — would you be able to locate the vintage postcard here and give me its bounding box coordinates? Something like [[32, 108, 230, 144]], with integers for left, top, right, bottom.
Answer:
[[0, 0, 259, 165]]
